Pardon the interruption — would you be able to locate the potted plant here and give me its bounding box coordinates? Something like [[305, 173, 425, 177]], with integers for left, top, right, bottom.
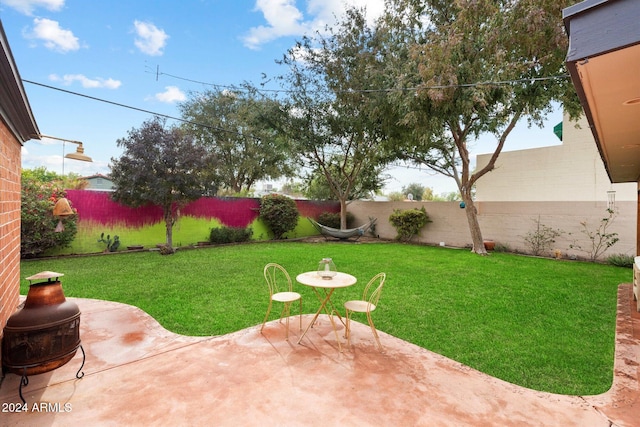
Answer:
[[483, 240, 496, 251]]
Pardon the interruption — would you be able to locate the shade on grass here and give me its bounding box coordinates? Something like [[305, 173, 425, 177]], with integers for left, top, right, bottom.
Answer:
[[20, 242, 629, 395]]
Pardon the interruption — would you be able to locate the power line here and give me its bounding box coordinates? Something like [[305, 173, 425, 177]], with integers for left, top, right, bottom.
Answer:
[[146, 68, 250, 92], [144, 65, 285, 94], [23, 71, 569, 140], [22, 79, 254, 139], [149, 65, 570, 94]]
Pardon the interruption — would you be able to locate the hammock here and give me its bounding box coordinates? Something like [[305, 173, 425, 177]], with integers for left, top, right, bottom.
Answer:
[[309, 218, 377, 241]]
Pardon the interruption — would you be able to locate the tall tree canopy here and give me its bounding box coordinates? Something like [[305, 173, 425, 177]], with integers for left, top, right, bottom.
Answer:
[[277, 8, 396, 228], [110, 117, 214, 252], [380, 0, 583, 254], [179, 85, 294, 194]]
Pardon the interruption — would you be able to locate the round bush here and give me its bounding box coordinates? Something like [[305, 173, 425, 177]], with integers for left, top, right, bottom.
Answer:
[[389, 207, 431, 242], [259, 194, 299, 239]]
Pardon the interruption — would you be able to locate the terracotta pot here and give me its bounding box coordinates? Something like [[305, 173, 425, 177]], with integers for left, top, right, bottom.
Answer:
[[483, 240, 496, 251]]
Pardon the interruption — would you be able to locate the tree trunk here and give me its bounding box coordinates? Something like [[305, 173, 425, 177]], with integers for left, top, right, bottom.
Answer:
[[339, 198, 348, 229], [163, 205, 174, 252], [462, 193, 487, 255]]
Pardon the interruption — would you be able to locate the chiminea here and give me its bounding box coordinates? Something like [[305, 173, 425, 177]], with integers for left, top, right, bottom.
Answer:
[[2, 271, 85, 403]]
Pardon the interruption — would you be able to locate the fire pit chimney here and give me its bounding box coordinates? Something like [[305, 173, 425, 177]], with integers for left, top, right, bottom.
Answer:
[[1, 271, 85, 403]]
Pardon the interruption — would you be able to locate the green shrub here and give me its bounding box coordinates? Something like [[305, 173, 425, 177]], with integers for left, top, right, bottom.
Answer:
[[21, 176, 78, 258], [209, 226, 253, 244], [494, 242, 511, 253], [259, 194, 299, 239], [388, 206, 431, 242], [606, 253, 634, 268], [317, 211, 354, 229]]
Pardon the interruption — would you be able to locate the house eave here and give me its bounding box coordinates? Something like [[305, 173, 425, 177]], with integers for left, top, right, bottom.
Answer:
[[0, 20, 39, 144], [563, 0, 640, 184]]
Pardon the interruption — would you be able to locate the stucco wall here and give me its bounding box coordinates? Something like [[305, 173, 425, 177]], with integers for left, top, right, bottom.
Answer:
[[475, 114, 637, 202], [348, 200, 636, 260]]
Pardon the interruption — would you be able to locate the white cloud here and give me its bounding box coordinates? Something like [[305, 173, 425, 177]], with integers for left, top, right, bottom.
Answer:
[[308, 0, 385, 26], [49, 73, 122, 89], [243, 0, 307, 49], [243, 0, 384, 50], [0, 0, 64, 16], [152, 86, 186, 103], [25, 18, 80, 52], [133, 20, 168, 56]]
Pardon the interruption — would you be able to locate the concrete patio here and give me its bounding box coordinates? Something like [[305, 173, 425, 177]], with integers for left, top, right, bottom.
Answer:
[[1, 285, 638, 426]]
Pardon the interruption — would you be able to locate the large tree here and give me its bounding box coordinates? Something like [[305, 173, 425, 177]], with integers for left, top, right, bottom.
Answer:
[[304, 160, 385, 201], [110, 117, 213, 252], [381, 0, 583, 254], [179, 85, 294, 194], [277, 8, 396, 228]]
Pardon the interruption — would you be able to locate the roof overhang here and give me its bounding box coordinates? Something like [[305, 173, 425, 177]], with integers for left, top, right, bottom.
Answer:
[[563, 0, 640, 183], [0, 20, 39, 144]]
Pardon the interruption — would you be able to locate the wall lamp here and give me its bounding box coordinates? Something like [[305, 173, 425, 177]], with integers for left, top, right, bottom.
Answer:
[[38, 134, 93, 174]]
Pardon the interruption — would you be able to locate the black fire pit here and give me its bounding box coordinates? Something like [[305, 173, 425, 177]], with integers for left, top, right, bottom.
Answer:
[[2, 271, 85, 403]]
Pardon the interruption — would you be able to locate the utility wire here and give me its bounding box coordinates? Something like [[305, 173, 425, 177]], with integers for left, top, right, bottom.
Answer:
[[23, 70, 569, 140], [22, 79, 255, 139], [149, 65, 570, 94]]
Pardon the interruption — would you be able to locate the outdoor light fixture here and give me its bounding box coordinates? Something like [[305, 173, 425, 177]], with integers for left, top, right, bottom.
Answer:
[[64, 141, 92, 162], [38, 134, 93, 174]]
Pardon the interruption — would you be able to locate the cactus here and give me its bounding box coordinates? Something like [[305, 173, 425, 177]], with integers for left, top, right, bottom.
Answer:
[[98, 232, 121, 252]]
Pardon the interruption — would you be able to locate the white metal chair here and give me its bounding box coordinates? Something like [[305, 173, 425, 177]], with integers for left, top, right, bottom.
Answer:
[[260, 263, 302, 340], [344, 272, 386, 350]]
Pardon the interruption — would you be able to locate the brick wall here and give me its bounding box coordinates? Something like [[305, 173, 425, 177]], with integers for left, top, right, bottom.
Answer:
[[0, 119, 22, 360]]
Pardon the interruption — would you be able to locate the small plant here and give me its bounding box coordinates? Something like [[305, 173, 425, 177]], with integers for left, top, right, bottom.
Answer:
[[367, 215, 377, 237], [388, 206, 431, 242], [209, 226, 253, 244], [494, 242, 511, 253], [606, 253, 634, 268], [259, 194, 299, 240], [522, 216, 563, 257], [158, 243, 175, 255], [98, 232, 120, 252], [570, 208, 619, 262]]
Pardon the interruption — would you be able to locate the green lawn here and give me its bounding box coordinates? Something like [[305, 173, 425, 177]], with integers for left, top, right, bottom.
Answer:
[[20, 242, 630, 395]]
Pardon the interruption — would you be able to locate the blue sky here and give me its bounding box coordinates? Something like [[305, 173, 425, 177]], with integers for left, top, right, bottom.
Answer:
[[1, 0, 563, 195]]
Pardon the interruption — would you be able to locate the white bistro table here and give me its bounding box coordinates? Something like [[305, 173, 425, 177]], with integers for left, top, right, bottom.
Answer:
[[295, 271, 357, 352]]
